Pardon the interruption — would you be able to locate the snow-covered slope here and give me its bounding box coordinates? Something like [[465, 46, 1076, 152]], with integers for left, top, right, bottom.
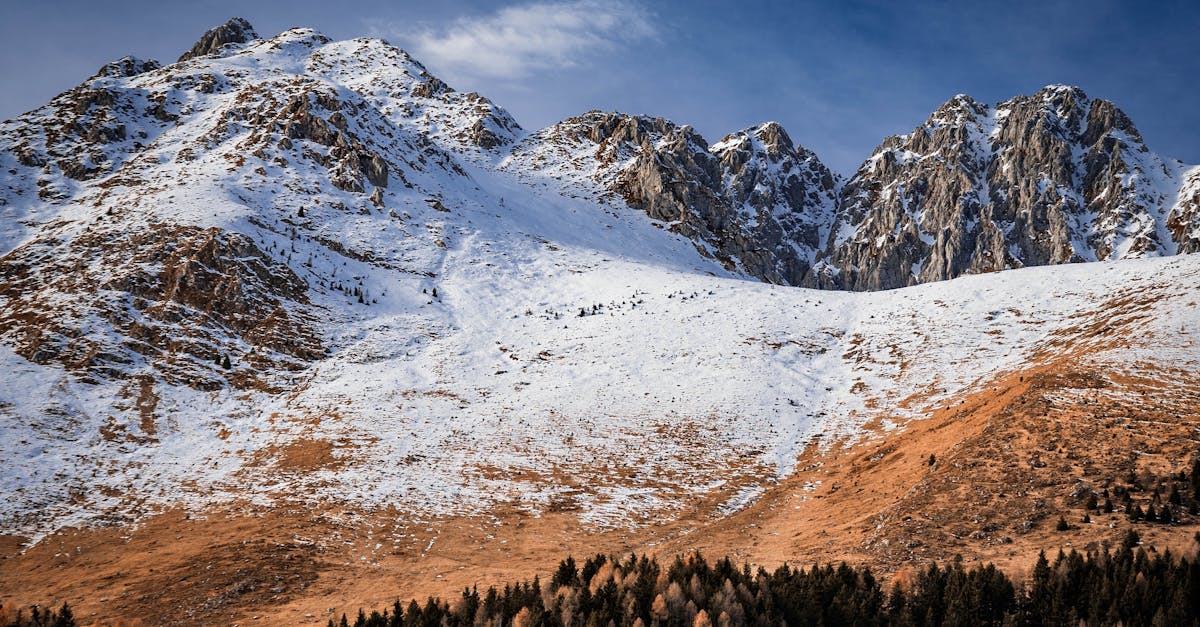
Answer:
[[1, 19, 1198, 540]]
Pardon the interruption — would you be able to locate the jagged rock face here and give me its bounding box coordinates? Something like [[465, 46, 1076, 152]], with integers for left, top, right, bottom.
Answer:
[[816, 86, 1191, 290], [506, 112, 839, 284], [710, 122, 839, 281], [178, 17, 259, 62]]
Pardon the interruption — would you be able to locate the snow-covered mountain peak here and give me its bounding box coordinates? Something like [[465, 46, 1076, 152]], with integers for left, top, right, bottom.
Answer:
[[929, 93, 989, 122], [993, 85, 1143, 149], [817, 85, 1198, 290], [712, 121, 800, 160], [304, 36, 522, 153]]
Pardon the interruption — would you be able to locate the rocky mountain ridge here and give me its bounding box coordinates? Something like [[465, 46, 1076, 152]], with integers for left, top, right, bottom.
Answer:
[[501, 112, 839, 284], [1, 18, 1198, 539], [506, 92, 1197, 291], [3, 19, 1197, 295], [815, 86, 1199, 289]]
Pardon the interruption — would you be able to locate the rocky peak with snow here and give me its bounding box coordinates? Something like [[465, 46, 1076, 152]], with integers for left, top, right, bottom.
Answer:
[[178, 17, 260, 62], [92, 56, 162, 80], [710, 122, 839, 269], [812, 85, 1198, 290]]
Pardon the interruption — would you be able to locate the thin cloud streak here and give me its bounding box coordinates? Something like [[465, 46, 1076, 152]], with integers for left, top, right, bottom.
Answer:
[[383, 0, 657, 81]]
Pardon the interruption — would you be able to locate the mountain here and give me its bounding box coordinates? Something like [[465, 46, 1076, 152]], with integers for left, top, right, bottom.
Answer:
[[0, 18, 1198, 625], [814, 86, 1200, 290], [502, 113, 838, 285]]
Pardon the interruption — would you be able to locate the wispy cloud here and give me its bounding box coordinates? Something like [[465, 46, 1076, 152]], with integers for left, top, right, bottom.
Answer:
[[382, 1, 657, 80]]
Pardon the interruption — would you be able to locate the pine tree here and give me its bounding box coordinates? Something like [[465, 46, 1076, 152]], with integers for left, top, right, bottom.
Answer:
[[52, 603, 74, 627], [1122, 529, 1141, 548], [553, 556, 579, 588], [221, 354, 232, 370]]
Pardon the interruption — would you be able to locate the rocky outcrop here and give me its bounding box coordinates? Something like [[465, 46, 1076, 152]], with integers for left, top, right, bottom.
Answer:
[[178, 17, 259, 62], [813, 86, 1190, 290], [92, 56, 161, 79], [0, 225, 321, 389], [5, 82, 145, 183], [269, 90, 391, 192]]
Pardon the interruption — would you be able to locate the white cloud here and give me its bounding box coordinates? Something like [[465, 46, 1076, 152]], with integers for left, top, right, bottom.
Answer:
[[389, 1, 657, 80]]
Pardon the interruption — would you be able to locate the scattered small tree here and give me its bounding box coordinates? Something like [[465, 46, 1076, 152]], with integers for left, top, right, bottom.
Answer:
[[1122, 529, 1141, 548]]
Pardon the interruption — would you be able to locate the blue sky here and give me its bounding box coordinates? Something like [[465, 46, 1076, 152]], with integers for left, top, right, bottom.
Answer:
[[1, 0, 1196, 174]]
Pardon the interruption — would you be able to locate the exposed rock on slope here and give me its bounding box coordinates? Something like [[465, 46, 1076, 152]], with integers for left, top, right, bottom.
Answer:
[[815, 86, 1196, 290], [0, 225, 320, 389]]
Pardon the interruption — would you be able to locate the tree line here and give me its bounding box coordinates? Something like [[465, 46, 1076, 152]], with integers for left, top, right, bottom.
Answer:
[[332, 544, 1200, 627], [0, 602, 74, 627]]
